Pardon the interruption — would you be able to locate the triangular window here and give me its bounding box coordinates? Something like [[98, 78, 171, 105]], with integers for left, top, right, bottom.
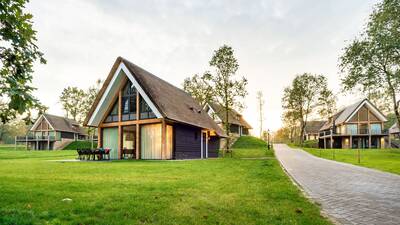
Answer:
[[349, 114, 358, 122], [121, 80, 137, 121], [140, 95, 156, 119], [104, 100, 119, 123], [369, 111, 379, 121]]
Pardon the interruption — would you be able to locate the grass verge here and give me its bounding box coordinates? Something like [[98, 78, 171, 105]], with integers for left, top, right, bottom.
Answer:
[[299, 147, 400, 175]]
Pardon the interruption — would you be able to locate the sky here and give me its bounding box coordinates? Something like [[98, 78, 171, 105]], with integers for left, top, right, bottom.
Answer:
[[27, 0, 380, 135]]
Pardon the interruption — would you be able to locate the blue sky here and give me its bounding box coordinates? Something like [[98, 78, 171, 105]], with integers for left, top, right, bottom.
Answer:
[[28, 0, 379, 133]]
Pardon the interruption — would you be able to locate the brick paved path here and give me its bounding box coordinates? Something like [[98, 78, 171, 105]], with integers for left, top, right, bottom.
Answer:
[[274, 144, 400, 225]]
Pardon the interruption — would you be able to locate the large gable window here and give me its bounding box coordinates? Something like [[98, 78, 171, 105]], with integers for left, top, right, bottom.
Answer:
[[105, 100, 119, 123], [140, 95, 156, 119], [121, 81, 137, 121]]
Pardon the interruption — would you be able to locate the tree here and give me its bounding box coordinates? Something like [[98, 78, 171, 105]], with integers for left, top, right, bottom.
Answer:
[[0, 0, 46, 123], [282, 109, 298, 143], [256, 91, 265, 138], [340, 0, 400, 128], [282, 73, 332, 145], [384, 112, 397, 129], [22, 103, 48, 125], [183, 72, 213, 107], [59, 87, 86, 123], [184, 45, 248, 155], [0, 118, 27, 144], [368, 90, 392, 114], [82, 79, 102, 118], [209, 45, 248, 154], [60, 79, 102, 125], [82, 79, 102, 136], [317, 89, 337, 118], [273, 127, 292, 143]]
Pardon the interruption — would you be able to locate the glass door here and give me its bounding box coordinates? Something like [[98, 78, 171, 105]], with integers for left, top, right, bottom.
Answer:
[[122, 125, 137, 159], [103, 127, 119, 159]]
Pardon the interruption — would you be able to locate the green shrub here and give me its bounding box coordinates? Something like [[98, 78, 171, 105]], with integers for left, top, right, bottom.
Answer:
[[302, 140, 318, 148], [63, 141, 97, 150]]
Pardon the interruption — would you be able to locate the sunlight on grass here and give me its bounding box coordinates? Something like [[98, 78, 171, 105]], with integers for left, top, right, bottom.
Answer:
[[0, 141, 330, 225]]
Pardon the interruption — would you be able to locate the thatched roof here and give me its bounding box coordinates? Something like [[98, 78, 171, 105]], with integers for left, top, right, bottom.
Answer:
[[84, 57, 226, 137], [207, 102, 252, 129]]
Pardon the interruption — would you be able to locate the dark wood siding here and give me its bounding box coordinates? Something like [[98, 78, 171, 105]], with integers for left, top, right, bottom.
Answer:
[[174, 124, 202, 159], [208, 136, 220, 158]]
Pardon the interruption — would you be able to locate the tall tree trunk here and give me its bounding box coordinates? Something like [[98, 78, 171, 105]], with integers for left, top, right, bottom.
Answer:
[[292, 127, 295, 143], [225, 102, 230, 156], [386, 72, 400, 133], [391, 95, 400, 132], [300, 120, 306, 145]]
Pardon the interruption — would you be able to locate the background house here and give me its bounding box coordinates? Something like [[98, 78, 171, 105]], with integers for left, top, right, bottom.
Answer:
[[389, 123, 400, 138], [16, 114, 87, 150], [319, 99, 388, 149], [304, 121, 326, 141], [84, 57, 225, 160], [204, 103, 252, 137]]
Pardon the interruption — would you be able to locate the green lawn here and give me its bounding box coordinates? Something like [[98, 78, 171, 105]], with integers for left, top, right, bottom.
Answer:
[[301, 147, 400, 175], [0, 139, 330, 225]]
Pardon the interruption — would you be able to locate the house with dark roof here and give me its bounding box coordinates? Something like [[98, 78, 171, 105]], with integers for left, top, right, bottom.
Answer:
[[318, 99, 388, 149], [204, 103, 252, 136], [304, 121, 326, 141], [84, 57, 225, 160], [16, 114, 87, 150], [389, 123, 400, 138]]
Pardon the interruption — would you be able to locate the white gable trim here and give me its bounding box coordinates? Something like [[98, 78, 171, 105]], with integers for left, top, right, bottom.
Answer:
[[30, 115, 55, 131], [87, 62, 162, 126], [204, 103, 222, 123], [345, 100, 387, 123]]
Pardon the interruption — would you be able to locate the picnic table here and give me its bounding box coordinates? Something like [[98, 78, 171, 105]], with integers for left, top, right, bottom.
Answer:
[[77, 148, 110, 161]]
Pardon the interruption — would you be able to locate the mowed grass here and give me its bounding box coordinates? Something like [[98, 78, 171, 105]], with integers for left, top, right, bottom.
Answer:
[[231, 136, 274, 158], [0, 139, 330, 225], [301, 147, 400, 175]]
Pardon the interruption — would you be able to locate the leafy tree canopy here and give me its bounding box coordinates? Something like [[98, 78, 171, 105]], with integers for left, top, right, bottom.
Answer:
[[183, 72, 213, 107], [282, 73, 335, 144], [0, 0, 46, 123], [340, 0, 400, 126], [183, 45, 248, 153], [59, 79, 102, 124]]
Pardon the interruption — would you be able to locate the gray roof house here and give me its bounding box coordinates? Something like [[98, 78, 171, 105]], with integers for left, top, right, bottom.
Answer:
[[319, 99, 388, 149]]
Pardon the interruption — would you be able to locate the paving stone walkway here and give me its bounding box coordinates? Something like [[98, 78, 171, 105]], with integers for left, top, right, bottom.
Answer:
[[274, 144, 400, 225]]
